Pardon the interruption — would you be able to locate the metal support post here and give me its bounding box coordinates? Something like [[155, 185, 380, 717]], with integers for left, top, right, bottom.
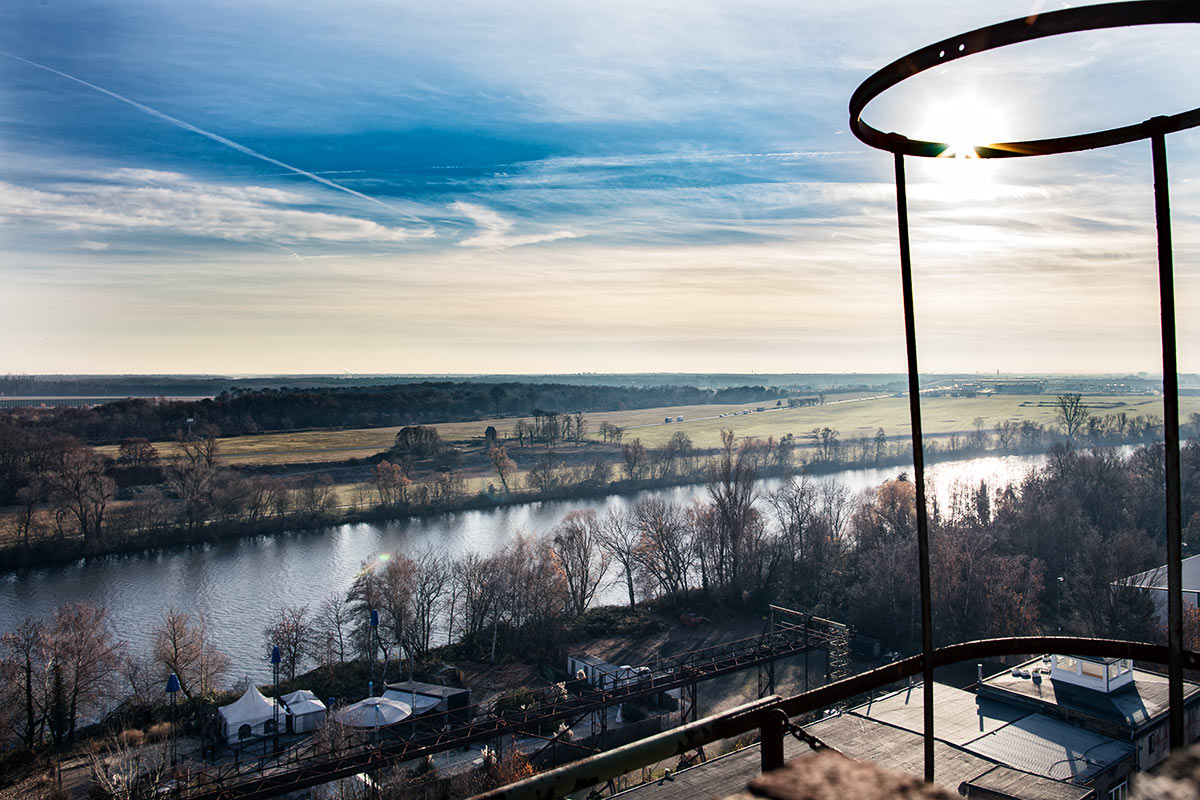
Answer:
[[894, 150, 936, 782], [804, 617, 810, 694], [1152, 126, 1185, 749], [760, 709, 788, 772]]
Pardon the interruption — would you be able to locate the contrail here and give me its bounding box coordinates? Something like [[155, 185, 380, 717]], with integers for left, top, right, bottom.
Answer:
[[1, 50, 431, 231]]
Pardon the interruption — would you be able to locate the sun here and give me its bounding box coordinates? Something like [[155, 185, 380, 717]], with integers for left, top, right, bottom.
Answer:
[[921, 93, 1007, 158]]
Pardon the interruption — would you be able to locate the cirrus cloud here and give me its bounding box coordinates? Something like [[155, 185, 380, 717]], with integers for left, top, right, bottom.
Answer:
[[0, 169, 425, 245]]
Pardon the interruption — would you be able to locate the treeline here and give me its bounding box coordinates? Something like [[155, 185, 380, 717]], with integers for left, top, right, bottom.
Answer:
[[0, 381, 789, 445], [804, 402, 1177, 470]]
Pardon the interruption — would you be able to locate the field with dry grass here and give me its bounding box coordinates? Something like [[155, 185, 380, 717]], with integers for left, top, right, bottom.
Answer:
[[94, 392, 1196, 468]]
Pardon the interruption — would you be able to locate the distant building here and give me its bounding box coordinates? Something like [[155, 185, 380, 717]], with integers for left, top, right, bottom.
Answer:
[[979, 655, 1200, 774], [1120, 553, 1200, 623]]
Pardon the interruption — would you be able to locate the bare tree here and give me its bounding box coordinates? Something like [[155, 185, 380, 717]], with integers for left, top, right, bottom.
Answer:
[[179, 424, 221, 467], [49, 603, 124, 744], [0, 617, 49, 748], [633, 498, 693, 602], [312, 592, 354, 665], [527, 451, 564, 493], [489, 446, 517, 493], [621, 439, 648, 480], [408, 548, 450, 660], [264, 604, 312, 682], [812, 427, 841, 463], [164, 454, 215, 531], [152, 610, 230, 698], [705, 430, 761, 596], [374, 461, 411, 508], [117, 438, 161, 470], [994, 419, 1018, 451], [597, 509, 641, 608], [44, 442, 115, 542], [550, 511, 611, 617], [88, 730, 172, 800], [1056, 393, 1090, 443], [7, 483, 45, 548]]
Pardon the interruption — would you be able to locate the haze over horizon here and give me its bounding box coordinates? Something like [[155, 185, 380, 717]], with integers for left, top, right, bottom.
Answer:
[[3, 0, 1199, 376]]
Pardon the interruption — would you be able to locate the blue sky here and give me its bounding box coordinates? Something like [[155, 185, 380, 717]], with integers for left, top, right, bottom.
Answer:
[[2, 0, 1198, 374]]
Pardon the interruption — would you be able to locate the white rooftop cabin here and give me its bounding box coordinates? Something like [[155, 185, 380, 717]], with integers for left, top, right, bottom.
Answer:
[[1051, 654, 1134, 693]]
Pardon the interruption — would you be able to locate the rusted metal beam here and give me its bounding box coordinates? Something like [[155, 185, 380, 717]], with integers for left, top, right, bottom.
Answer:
[[848, 2, 1200, 159], [893, 149, 936, 783], [1152, 125, 1185, 749]]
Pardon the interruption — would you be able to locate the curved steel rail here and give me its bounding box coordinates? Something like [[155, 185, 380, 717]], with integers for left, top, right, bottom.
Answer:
[[846, 0, 1192, 774], [848, 1, 1200, 158], [472, 636, 1198, 800]]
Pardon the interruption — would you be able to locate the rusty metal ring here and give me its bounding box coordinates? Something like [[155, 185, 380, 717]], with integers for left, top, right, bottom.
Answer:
[[849, 0, 1200, 158]]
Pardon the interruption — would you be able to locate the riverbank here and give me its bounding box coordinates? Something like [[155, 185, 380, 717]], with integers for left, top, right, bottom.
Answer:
[[0, 440, 1064, 572]]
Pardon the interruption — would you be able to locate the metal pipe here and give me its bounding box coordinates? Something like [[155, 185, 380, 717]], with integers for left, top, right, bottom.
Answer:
[[893, 149, 937, 782], [1152, 125, 1185, 749]]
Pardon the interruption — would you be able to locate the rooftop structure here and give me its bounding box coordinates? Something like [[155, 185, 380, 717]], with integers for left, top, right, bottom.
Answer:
[[979, 656, 1200, 763], [806, 682, 1132, 799]]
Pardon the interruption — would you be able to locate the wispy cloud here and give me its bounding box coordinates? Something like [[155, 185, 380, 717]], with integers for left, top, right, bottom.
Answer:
[[451, 201, 579, 249], [0, 50, 432, 235], [0, 169, 420, 245]]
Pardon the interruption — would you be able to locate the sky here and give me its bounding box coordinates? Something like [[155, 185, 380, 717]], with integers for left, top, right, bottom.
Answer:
[[2, 0, 1199, 376]]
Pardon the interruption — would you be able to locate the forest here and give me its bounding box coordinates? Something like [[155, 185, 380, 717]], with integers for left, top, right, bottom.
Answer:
[[0, 381, 791, 444]]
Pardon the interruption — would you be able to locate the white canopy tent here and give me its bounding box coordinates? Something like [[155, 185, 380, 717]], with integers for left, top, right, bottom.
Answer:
[[219, 687, 282, 743], [382, 687, 440, 716], [334, 696, 412, 729], [281, 689, 327, 734]]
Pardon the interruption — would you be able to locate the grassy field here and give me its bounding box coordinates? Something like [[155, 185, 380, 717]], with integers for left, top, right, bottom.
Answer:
[[589, 393, 1196, 450], [93, 393, 1198, 468]]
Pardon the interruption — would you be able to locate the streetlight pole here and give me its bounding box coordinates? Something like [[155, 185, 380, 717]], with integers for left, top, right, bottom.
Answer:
[[1057, 576, 1065, 633], [165, 672, 180, 767], [271, 645, 281, 753], [370, 609, 379, 695]]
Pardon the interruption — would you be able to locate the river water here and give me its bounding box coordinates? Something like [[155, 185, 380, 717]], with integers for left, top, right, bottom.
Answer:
[[0, 452, 1053, 682]]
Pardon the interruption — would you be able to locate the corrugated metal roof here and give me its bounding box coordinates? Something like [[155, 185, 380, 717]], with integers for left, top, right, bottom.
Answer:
[[1123, 553, 1200, 591], [962, 713, 1133, 784], [853, 683, 1028, 746], [965, 765, 1094, 800], [805, 714, 1000, 790]]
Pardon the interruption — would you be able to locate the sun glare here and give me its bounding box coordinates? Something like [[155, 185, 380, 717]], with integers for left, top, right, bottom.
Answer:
[[923, 94, 1006, 158]]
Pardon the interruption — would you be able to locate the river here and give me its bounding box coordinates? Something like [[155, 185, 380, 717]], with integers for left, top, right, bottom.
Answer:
[[0, 451, 1055, 683]]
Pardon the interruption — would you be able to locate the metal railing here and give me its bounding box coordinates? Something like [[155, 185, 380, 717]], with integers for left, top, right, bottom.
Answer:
[[847, 0, 1200, 778], [470, 636, 1200, 800]]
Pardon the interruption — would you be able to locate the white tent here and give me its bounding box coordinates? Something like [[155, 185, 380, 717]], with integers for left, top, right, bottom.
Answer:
[[382, 687, 440, 716], [219, 687, 282, 743], [334, 696, 412, 729], [281, 689, 328, 734]]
